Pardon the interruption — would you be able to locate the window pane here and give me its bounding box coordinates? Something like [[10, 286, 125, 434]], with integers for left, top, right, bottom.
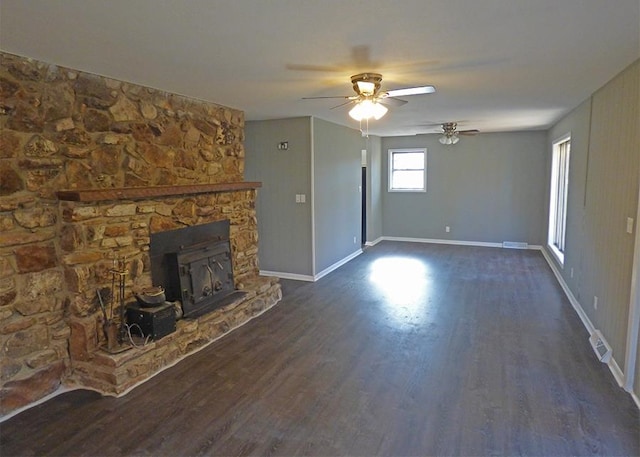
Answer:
[[392, 170, 424, 189], [389, 148, 426, 192], [393, 152, 424, 170], [548, 137, 570, 262]]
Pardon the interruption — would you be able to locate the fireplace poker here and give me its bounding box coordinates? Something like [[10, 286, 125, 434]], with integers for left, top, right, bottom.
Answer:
[[117, 257, 128, 343], [96, 288, 108, 322], [110, 258, 116, 321]]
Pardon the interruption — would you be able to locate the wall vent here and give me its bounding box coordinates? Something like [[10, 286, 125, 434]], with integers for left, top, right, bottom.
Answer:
[[589, 330, 612, 363], [502, 241, 529, 249]]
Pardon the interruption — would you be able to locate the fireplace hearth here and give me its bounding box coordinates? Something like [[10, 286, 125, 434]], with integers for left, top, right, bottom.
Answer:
[[150, 220, 246, 318]]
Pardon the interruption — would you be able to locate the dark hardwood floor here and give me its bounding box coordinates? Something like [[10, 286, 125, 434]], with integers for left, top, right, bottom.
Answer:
[[2, 242, 639, 456]]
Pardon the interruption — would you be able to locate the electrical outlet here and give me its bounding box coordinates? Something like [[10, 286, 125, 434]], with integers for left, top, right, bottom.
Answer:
[[570, 268, 574, 278], [353, 236, 357, 244], [445, 226, 450, 233], [593, 296, 598, 310], [627, 217, 634, 234]]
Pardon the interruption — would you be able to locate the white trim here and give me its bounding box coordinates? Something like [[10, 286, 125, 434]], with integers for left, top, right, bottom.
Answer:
[[365, 236, 384, 247], [381, 236, 543, 250], [547, 243, 565, 266], [624, 178, 640, 394], [314, 249, 363, 281], [609, 355, 626, 388], [259, 271, 314, 282], [382, 236, 503, 248], [547, 134, 570, 265], [552, 131, 572, 148], [261, 248, 363, 283], [540, 247, 630, 393], [388, 148, 427, 192], [310, 116, 316, 278], [540, 248, 596, 334]]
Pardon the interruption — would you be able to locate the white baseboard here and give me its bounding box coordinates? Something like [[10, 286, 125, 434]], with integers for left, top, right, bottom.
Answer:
[[259, 271, 314, 282], [539, 247, 596, 334], [381, 236, 544, 251], [382, 236, 526, 249], [382, 236, 503, 248], [539, 247, 631, 397], [365, 237, 384, 247], [260, 248, 363, 283], [314, 248, 363, 281]]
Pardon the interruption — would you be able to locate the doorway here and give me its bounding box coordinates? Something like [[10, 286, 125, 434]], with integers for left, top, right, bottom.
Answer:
[[361, 166, 367, 245]]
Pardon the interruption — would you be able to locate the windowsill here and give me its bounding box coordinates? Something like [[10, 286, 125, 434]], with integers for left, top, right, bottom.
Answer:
[[547, 244, 565, 266], [388, 189, 427, 193]]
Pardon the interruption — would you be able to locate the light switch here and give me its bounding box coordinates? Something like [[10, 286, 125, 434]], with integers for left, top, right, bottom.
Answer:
[[295, 194, 300, 203], [300, 194, 306, 203], [627, 217, 634, 234]]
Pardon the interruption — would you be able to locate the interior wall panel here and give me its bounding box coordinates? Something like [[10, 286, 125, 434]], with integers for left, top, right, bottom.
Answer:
[[245, 117, 313, 276], [581, 60, 639, 370]]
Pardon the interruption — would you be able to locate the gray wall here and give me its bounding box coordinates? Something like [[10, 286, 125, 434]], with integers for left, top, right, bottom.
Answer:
[[245, 117, 313, 276], [545, 99, 592, 301], [366, 135, 383, 243], [545, 60, 639, 381], [312, 118, 364, 273], [381, 132, 547, 245], [245, 116, 365, 278]]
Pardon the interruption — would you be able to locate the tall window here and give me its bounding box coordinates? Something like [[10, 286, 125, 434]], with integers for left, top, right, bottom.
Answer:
[[548, 135, 570, 264], [388, 148, 427, 192]]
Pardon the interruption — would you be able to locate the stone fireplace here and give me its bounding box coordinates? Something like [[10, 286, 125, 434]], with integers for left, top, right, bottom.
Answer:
[[0, 53, 281, 415], [56, 183, 281, 397]]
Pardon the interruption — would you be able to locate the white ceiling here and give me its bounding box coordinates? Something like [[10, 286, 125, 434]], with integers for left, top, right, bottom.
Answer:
[[1, 0, 638, 137]]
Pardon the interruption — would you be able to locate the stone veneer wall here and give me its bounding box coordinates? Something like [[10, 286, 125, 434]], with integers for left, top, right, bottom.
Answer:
[[0, 52, 279, 415]]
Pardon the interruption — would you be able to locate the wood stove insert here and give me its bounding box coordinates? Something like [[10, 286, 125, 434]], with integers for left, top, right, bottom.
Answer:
[[150, 220, 246, 318]]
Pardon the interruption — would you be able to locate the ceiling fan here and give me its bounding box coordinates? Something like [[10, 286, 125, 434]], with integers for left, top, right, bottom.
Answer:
[[303, 72, 435, 121], [439, 122, 479, 145]]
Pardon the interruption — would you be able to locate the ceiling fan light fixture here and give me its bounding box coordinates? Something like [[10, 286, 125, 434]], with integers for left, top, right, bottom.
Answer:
[[349, 100, 388, 121], [356, 80, 376, 96], [439, 122, 461, 145], [439, 134, 459, 145]]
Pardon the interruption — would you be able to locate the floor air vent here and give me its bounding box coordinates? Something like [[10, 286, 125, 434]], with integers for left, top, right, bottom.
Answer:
[[502, 241, 529, 249], [589, 330, 612, 363]]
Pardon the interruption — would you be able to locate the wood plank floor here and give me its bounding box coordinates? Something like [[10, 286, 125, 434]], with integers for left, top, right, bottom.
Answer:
[[2, 242, 639, 456]]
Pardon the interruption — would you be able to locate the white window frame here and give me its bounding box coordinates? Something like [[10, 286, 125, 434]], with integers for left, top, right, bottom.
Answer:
[[388, 148, 427, 192], [548, 134, 571, 265]]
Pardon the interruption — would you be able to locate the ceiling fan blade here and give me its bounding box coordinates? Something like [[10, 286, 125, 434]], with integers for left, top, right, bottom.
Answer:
[[379, 97, 407, 107], [459, 129, 480, 135], [301, 95, 353, 100], [386, 85, 435, 97], [330, 100, 356, 110]]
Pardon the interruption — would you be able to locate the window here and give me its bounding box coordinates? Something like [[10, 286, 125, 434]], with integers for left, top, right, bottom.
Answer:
[[389, 148, 426, 192], [548, 135, 570, 264]]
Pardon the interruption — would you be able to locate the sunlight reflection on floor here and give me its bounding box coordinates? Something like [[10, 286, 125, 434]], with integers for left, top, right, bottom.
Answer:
[[369, 256, 431, 327]]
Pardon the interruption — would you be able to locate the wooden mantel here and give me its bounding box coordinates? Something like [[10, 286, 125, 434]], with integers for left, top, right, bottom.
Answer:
[[56, 182, 262, 202]]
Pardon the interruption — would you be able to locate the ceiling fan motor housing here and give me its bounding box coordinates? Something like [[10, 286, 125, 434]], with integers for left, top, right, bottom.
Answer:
[[351, 73, 383, 96], [442, 122, 458, 136]]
